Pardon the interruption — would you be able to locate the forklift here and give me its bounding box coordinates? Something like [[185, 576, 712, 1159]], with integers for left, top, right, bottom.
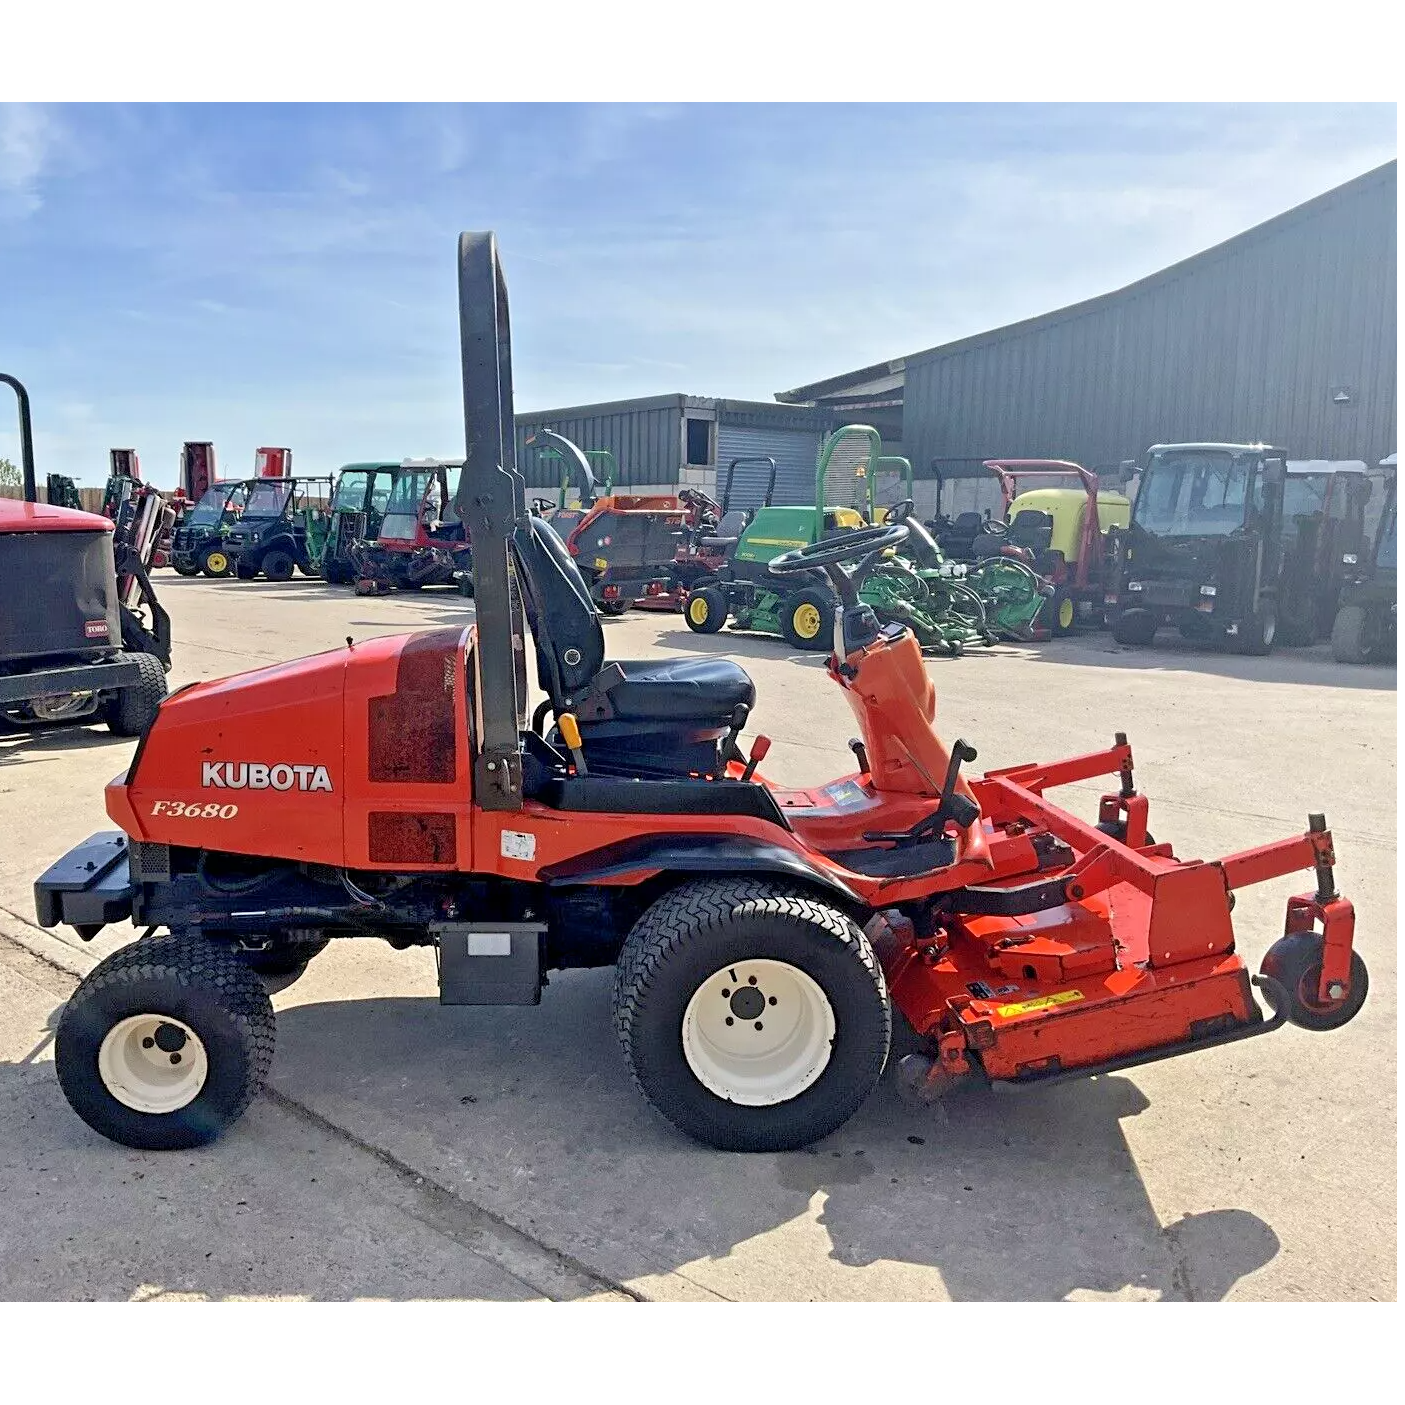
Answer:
[[30, 237, 1366, 1157], [1, 373, 170, 736]]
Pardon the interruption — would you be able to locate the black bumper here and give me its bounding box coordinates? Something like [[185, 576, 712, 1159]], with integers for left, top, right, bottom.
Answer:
[[34, 831, 136, 932], [0, 658, 143, 706]]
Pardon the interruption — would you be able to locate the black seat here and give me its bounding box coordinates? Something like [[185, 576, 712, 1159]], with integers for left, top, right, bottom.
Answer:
[[609, 656, 755, 722], [1007, 509, 1054, 555], [939, 510, 984, 557], [511, 517, 755, 776]]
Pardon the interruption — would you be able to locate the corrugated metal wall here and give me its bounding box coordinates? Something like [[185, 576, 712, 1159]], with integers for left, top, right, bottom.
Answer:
[[904, 163, 1397, 478], [715, 423, 823, 508], [514, 397, 684, 488]]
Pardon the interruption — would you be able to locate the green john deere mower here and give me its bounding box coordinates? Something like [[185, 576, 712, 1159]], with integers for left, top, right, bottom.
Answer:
[[683, 426, 1049, 653]]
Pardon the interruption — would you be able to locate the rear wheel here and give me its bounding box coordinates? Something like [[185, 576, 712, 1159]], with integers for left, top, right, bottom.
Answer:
[[1330, 604, 1372, 664], [613, 879, 890, 1151], [199, 545, 234, 578], [235, 557, 260, 580], [781, 586, 835, 651], [685, 586, 728, 634], [261, 549, 295, 582], [1111, 609, 1158, 646], [598, 599, 631, 616], [103, 653, 167, 737], [55, 933, 275, 1150], [172, 559, 201, 578]]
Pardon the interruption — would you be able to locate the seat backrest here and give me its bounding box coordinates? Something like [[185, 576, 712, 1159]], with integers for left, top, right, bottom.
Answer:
[[510, 516, 605, 702], [716, 509, 748, 539], [1008, 509, 1054, 553]]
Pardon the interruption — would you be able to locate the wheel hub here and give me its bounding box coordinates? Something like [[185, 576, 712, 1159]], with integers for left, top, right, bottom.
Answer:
[[98, 1014, 208, 1114], [682, 959, 837, 1107]]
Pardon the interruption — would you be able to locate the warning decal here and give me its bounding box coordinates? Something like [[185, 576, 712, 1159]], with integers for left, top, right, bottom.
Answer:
[[996, 990, 1085, 1018]]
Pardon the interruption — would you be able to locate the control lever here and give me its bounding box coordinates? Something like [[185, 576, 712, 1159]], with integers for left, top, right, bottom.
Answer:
[[862, 738, 979, 846], [558, 713, 588, 776], [740, 736, 771, 784], [849, 738, 870, 775], [720, 703, 750, 768]]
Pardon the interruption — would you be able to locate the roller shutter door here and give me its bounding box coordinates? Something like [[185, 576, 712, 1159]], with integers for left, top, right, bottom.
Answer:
[[715, 424, 823, 510]]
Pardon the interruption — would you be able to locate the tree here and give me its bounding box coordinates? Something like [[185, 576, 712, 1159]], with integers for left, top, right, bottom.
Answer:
[[0, 455, 22, 490]]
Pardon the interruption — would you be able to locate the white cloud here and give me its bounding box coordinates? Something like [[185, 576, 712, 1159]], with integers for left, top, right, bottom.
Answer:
[[0, 104, 57, 217]]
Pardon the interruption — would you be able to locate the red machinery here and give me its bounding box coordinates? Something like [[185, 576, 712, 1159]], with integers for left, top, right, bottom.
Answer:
[[32, 237, 1367, 1156], [254, 447, 292, 478], [980, 459, 1131, 635]]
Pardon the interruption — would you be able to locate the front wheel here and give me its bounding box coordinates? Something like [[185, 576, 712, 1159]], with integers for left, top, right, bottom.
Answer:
[[612, 880, 890, 1151], [261, 549, 295, 582], [1234, 605, 1276, 656], [55, 933, 275, 1150], [172, 560, 201, 578], [200, 545, 234, 578], [1330, 604, 1373, 664], [684, 585, 728, 634], [1111, 609, 1158, 646], [1042, 584, 1076, 637], [780, 586, 835, 651], [597, 599, 631, 616]]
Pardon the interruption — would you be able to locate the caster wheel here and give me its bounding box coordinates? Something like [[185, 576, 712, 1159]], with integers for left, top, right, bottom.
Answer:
[[1260, 931, 1368, 1032]]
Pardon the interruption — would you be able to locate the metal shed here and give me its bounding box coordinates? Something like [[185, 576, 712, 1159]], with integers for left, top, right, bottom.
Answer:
[[777, 162, 1397, 501], [515, 395, 831, 499]]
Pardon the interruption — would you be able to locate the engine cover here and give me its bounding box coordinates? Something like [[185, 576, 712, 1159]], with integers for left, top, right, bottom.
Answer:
[[109, 627, 473, 870]]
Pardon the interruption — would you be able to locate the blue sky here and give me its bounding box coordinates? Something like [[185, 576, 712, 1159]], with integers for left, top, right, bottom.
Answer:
[[1, 103, 1395, 487]]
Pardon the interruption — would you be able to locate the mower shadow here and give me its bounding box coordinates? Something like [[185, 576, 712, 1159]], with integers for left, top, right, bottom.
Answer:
[[269, 971, 1281, 1301]]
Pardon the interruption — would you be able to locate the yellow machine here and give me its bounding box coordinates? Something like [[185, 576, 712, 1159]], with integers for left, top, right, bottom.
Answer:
[[1007, 487, 1131, 566]]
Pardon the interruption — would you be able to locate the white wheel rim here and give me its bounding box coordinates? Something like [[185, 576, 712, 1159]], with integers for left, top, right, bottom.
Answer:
[[97, 1015, 208, 1114], [682, 959, 836, 1106]]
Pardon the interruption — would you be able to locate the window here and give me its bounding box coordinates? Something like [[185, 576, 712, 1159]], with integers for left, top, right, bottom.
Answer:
[[686, 417, 712, 467], [1131, 452, 1256, 538], [243, 481, 290, 518]]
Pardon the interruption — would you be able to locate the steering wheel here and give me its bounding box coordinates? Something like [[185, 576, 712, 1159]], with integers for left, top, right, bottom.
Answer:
[[769, 522, 909, 578], [530, 497, 554, 516], [886, 498, 916, 524], [978, 518, 1007, 537]]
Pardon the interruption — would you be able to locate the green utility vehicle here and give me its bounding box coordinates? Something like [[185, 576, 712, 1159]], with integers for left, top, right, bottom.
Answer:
[[168, 480, 254, 577]]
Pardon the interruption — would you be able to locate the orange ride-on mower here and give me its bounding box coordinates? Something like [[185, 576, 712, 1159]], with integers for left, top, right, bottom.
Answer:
[[34, 235, 1368, 1154]]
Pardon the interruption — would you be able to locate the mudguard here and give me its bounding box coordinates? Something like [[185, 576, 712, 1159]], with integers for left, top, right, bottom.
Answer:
[[537, 832, 864, 909]]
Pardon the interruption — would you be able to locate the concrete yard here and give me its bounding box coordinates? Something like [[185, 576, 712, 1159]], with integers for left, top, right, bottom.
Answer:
[[0, 574, 1395, 1301]]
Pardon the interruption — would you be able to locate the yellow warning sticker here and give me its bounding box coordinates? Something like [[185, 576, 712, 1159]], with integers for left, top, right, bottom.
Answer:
[[996, 990, 1085, 1018]]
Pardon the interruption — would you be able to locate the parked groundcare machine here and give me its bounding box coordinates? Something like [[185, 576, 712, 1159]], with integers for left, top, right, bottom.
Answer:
[[319, 462, 398, 584], [350, 459, 472, 594], [1, 373, 170, 735], [683, 429, 1046, 651], [221, 475, 332, 581], [30, 235, 1366, 1154], [978, 459, 1131, 636], [168, 480, 254, 577], [657, 456, 779, 612], [1330, 455, 1396, 664], [528, 431, 685, 615], [1106, 442, 1289, 654], [1273, 460, 1378, 647]]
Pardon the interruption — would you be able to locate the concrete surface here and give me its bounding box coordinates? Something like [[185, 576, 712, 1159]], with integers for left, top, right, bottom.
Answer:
[[0, 574, 1395, 1301]]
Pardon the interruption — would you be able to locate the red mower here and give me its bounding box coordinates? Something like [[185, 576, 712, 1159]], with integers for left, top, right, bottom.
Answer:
[[34, 236, 1368, 1155]]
